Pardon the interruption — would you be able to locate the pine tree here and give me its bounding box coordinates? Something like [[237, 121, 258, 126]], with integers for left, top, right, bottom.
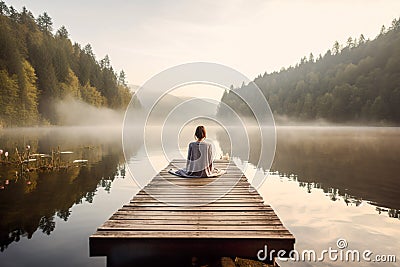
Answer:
[[0, 1, 9, 15], [37, 12, 52, 33], [56, 26, 68, 38], [118, 70, 127, 86], [332, 41, 340, 55]]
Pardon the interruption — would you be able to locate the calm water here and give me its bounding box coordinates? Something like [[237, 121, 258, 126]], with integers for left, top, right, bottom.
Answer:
[[0, 126, 399, 266]]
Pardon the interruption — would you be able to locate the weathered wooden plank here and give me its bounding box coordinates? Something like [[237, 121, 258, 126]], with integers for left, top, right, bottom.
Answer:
[[129, 201, 265, 206], [91, 230, 294, 239], [121, 204, 272, 209], [103, 218, 283, 224], [156, 173, 245, 176], [125, 202, 266, 207], [149, 187, 252, 192], [130, 198, 264, 203], [139, 195, 262, 200], [103, 219, 284, 225], [132, 198, 263, 202], [135, 196, 263, 200], [113, 210, 278, 216], [121, 205, 270, 210], [144, 182, 252, 186], [109, 216, 282, 223], [134, 193, 263, 199], [138, 192, 261, 197], [147, 183, 250, 187], [148, 181, 251, 186], [142, 188, 258, 193], [133, 194, 259, 199], [99, 222, 290, 231], [148, 175, 249, 178]]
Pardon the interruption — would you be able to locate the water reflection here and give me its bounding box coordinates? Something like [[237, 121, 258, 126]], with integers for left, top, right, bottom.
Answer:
[[1, 125, 399, 266], [0, 127, 134, 252], [217, 126, 400, 218]]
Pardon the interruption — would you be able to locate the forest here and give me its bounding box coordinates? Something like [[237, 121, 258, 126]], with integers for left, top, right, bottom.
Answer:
[[0, 2, 137, 127], [218, 18, 400, 124]]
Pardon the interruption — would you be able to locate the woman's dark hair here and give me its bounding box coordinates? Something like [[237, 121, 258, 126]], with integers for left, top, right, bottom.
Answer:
[[195, 126, 206, 140]]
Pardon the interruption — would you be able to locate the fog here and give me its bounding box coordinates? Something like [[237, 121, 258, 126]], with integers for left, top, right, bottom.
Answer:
[[273, 114, 398, 127], [48, 94, 394, 128], [54, 98, 125, 127]]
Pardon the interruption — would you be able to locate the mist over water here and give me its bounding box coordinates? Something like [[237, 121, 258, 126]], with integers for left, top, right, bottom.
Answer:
[[54, 98, 125, 127], [273, 114, 400, 127]]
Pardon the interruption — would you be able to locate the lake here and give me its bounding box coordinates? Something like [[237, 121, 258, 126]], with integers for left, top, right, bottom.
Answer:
[[0, 126, 399, 266]]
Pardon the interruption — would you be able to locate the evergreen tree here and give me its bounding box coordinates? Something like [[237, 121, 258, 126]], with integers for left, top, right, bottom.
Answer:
[[0, 1, 9, 15], [118, 70, 127, 86], [37, 12, 52, 33], [332, 41, 340, 55], [56, 26, 68, 38]]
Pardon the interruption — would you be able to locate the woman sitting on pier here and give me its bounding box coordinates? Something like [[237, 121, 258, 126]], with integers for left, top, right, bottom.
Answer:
[[171, 126, 224, 178]]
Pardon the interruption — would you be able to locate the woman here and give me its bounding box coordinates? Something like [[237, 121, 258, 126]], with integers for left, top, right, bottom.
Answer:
[[185, 126, 214, 177], [172, 126, 222, 178]]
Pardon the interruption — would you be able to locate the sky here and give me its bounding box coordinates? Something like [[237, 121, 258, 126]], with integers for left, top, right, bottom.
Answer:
[[5, 0, 400, 90]]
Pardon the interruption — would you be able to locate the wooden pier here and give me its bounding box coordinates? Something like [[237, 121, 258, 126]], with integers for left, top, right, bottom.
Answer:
[[90, 160, 295, 266]]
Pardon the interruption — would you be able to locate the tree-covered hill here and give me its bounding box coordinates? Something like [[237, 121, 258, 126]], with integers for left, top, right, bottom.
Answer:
[[0, 2, 138, 127], [218, 18, 400, 124]]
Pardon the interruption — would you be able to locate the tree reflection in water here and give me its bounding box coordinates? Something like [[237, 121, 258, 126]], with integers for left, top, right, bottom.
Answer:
[[216, 126, 400, 220], [0, 127, 135, 252]]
